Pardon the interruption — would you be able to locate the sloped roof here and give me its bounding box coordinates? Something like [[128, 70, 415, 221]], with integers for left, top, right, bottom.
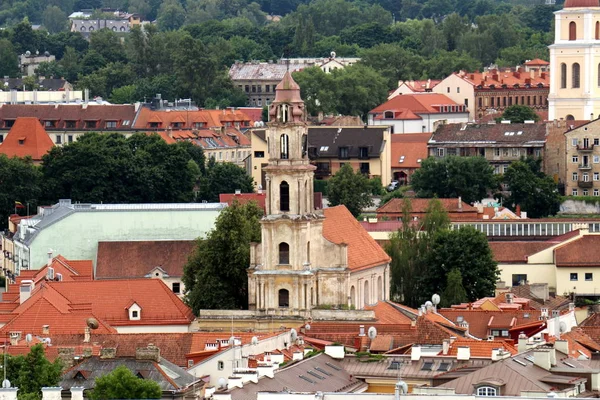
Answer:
[[133, 107, 251, 129], [323, 206, 390, 271], [564, 0, 599, 7], [431, 122, 546, 145], [439, 309, 542, 339], [306, 126, 388, 159], [399, 79, 442, 93], [445, 338, 517, 357], [365, 301, 415, 324], [370, 94, 461, 116], [454, 68, 549, 90], [377, 198, 477, 214], [489, 241, 557, 263], [95, 240, 196, 279], [525, 59, 550, 66], [555, 235, 600, 266], [0, 117, 54, 160], [219, 193, 266, 210], [391, 133, 430, 168]]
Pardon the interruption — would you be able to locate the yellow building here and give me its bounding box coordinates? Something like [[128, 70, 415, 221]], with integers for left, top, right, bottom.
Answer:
[[549, 0, 600, 120]]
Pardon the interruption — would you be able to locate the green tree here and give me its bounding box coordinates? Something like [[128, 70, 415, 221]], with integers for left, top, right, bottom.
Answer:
[[441, 268, 468, 307], [183, 201, 262, 312], [198, 162, 254, 202], [90, 365, 161, 400], [504, 157, 560, 218], [89, 29, 127, 64], [359, 43, 426, 88], [423, 226, 499, 302], [411, 156, 497, 204], [157, 0, 186, 31], [42, 6, 67, 33], [500, 104, 541, 123], [0, 155, 42, 230], [7, 344, 63, 399], [0, 39, 19, 78], [60, 46, 81, 82], [327, 163, 373, 217]]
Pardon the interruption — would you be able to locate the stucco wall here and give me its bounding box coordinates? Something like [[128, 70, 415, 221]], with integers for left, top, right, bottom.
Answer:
[[498, 263, 557, 291], [114, 324, 190, 334]]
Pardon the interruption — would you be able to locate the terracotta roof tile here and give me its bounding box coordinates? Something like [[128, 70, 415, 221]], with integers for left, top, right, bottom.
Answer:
[[0, 117, 54, 160], [95, 241, 196, 279], [323, 206, 390, 271], [365, 301, 415, 324], [445, 338, 517, 357], [134, 108, 251, 130], [391, 133, 430, 168], [377, 198, 477, 214], [439, 309, 541, 339], [489, 241, 557, 263], [525, 59, 550, 66], [370, 94, 463, 117], [455, 68, 549, 89], [555, 235, 600, 266]]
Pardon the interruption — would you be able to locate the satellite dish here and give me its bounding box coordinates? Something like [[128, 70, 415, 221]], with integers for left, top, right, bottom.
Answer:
[[305, 323, 311, 331], [2, 380, 10, 388], [251, 336, 258, 346], [217, 377, 227, 389], [368, 326, 377, 340], [395, 380, 408, 394], [290, 329, 298, 342], [25, 334, 32, 344], [25, 51, 31, 56], [432, 294, 440, 306], [86, 317, 99, 330], [559, 321, 567, 333], [330, 51, 336, 58], [44, 51, 50, 57], [425, 301, 433, 308]]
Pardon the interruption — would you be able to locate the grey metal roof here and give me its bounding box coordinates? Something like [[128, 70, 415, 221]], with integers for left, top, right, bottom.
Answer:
[[60, 356, 201, 392], [224, 354, 366, 400], [431, 123, 546, 146], [230, 63, 305, 81]]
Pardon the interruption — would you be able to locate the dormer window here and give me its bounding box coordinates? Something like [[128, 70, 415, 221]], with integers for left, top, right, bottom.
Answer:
[[127, 302, 142, 321], [383, 111, 394, 119]]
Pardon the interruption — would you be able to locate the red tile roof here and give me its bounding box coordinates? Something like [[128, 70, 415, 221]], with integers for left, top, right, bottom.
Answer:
[[489, 241, 557, 263], [565, 0, 600, 7], [391, 133, 430, 169], [219, 193, 266, 210], [399, 80, 442, 93], [439, 309, 542, 339], [555, 235, 600, 266], [323, 206, 391, 271], [377, 198, 477, 214], [445, 338, 517, 357], [134, 108, 251, 130], [370, 94, 464, 120], [454, 68, 549, 89], [365, 301, 415, 324], [525, 59, 550, 66], [95, 241, 196, 279], [0, 117, 54, 160]]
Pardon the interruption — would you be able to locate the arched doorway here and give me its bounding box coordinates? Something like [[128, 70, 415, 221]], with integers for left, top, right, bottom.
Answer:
[[377, 276, 383, 302], [279, 289, 289, 308], [350, 286, 356, 308], [364, 280, 370, 307]]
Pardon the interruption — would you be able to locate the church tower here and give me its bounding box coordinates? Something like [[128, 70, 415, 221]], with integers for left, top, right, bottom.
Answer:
[[247, 72, 349, 315], [548, 0, 600, 120]]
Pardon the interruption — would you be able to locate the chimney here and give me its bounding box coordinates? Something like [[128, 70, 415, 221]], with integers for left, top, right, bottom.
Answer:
[[41, 387, 62, 400], [84, 327, 90, 343], [554, 339, 569, 355], [458, 196, 462, 211], [505, 293, 513, 304], [533, 348, 552, 370], [411, 345, 421, 361], [70, 388, 84, 400], [442, 339, 450, 355], [9, 332, 21, 346], [257, 364, 275, 378], [47, 250, 53, 267], [100, 347, 116, 359], [516, 204, 521, 217], [227, 376, 243, 390], [136, 344, 161, 362], [456, 346, 470, 361], [42, 325, 50, 335], [324, 345, 344, 359], [20, 280, 34, 304], [58, 347, 76, 368], [518, 333, 528, 353], [0, 388, 18, 400]]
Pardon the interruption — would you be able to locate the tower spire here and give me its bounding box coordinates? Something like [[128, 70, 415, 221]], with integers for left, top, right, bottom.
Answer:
[[269, 71, 305, 123]]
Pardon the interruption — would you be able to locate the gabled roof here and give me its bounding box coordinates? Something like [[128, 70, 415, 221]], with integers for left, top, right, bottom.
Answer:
[[453, 68, 549, 90], [134, 107, 251, 129], [431, 122, 546, 146], [554, 235, 600, 266], [377, 198, 477, 214], [370, 94, 463, 117], [95, 240, 196, 279], [439, 309, 542, 339], [444, 338, 517, 358], [399, 79, 442, 93], [525, 59, 550, 66], [391, 133, 430, 168], [0, 117, 54, 160], [306, 126, 388, 159], [564, 0, 600, 7], [489, 241, 558, 263], [323, 206, 390, 271]]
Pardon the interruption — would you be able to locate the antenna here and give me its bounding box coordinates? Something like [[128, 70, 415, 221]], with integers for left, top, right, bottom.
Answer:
[[3, 333, 9, 388]]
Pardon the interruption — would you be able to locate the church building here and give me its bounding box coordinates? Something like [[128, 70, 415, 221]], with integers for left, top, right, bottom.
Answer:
[[247, 71, 391, 315], [549, 0, 600, 120]]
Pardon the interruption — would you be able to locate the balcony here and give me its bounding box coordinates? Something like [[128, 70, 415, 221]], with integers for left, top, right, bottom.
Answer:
[[579, 164, 592, 170], [577, 144, 595, 152], [578, 180, 594, 188]]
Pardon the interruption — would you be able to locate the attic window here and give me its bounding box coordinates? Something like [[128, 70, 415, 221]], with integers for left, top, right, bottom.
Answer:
[[320, 146, 329, 151], [127, 302, 142, 321], [421, 361, 434, 371], [74, 371, 88, 380], [438, 362, 451, 371], [388, 361, 402, 370], [384, 111, 394, 119], [18, 138, 25, 145]]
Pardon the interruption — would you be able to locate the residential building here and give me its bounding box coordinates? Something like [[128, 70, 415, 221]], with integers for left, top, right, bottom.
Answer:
[[368, 94, 469, 134], [0, 117, 54, 163], [95, 240, 196, 297], [0, 90, 84, 105], [250, 126, 391, 190], [60, 346, 204, 400], [563, 119, 600, 196], [70, 17, 130, 37], [390, 133, 430, 184], [548, 0, 600, 120], [1, 199, 225, 275], [429, 122, 546, 174], [0, 76, 73, 91], [246, 71, 391, 314], [229, 54, 359, 106], [524, 58, 551, 73], [377, 198, 479, 221], [18, 51, 55, 76], [388, 79, 442, 98]]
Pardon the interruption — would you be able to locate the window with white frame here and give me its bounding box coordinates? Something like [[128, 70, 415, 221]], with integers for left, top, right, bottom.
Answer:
[[595, 173, 599, 181], [583, 189, 589, 196], [573, 189, 578, 196], [512, 148, 520, 157], [476, 387, 498, 396], [595, 138, 600, 146], [584, 173, 589, 182], [437, 148, 445, 157], [573, 155, 579, 163], [595, 189, 599, 196], [573, 172, 579, 181], [572, 138, 579, 147], [594, 155, 600, 164], [494, 148, 501, 157], [503, 148, 510, 157], [503, 165, 509, 174]]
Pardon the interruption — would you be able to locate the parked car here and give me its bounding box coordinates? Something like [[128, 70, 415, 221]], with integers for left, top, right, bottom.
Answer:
[[386, 180, 399, 192]]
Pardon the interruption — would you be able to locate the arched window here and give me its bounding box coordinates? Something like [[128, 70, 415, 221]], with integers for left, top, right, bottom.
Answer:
[[569, 21, 576, 41], [112, 26, 117, 31], [278, 289, 289, 308], [572, 63, 581, 88], [567, 114, 575, 121], [350, 286, 356, 308], [280, 134, 289, 159], [280, 181, 289, 211], [80, 26, 86, 31], [301, 134, 307, 157], [596, 21, 599, 40], [120, 26, 126, 31], [377, 276, 383, 302], [279, 242, 290, 264], [89, 26, 94, 31], [476, 387, 497, 396], [364, 280, 370, 307]]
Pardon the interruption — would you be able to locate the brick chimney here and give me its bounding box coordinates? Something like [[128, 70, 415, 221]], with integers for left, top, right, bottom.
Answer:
[[136, 344, 160, 362], [100, 347, 116, 359]]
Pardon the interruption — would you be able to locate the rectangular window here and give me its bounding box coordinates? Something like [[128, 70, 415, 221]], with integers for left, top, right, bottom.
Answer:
[[437, 148, 445, 157], [245, 85, 249, 92], [512, 274, 527, 286], [172, 282, 181, 294], [512, 148, 520, 157], [584, 173, 590, 182], [251, 85, 256, 93], [4, 120, 14, 128], [68, 135, 73, 143], [573, 189, 578, 196], [339, 147, 349, 159], [503, 148, 510, 157], [595, 189, 599, 196], [359, 147, 369, 159], [85, 121, 96, 129], [573, 172, 579, 181], [595, 138, 600, 146], [594, 155, 600, 164], [106, 121, 117, 128], [503, 165, 509, 174], [254, 151, 264, 158], [44, 120, 56, 128], [360, 162, 370, 175], [501, 330, 509, 337], [0, 134, 3, 143], [457, 87, 460, 93], [573, 138, 579, 147], [573, 155, 579, 163], [257, 85, 262, 93], [571, 273, 579, 281], [447, 87, 450, 93], [56, 135, 62, 144], [265, 85, 270, 93], [494, 148, 501, 157], [584, 189, 589, 196]]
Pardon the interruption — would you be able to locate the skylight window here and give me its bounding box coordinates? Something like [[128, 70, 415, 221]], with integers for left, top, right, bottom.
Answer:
[[417, 158, 422, 163], [438, 362, 451, 372], [320, 146, 329, 151], [563, 361, 576, 368], [399, 156, 405, 163], [421, 361, 434, 371], [513, 359, 527, 366]]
